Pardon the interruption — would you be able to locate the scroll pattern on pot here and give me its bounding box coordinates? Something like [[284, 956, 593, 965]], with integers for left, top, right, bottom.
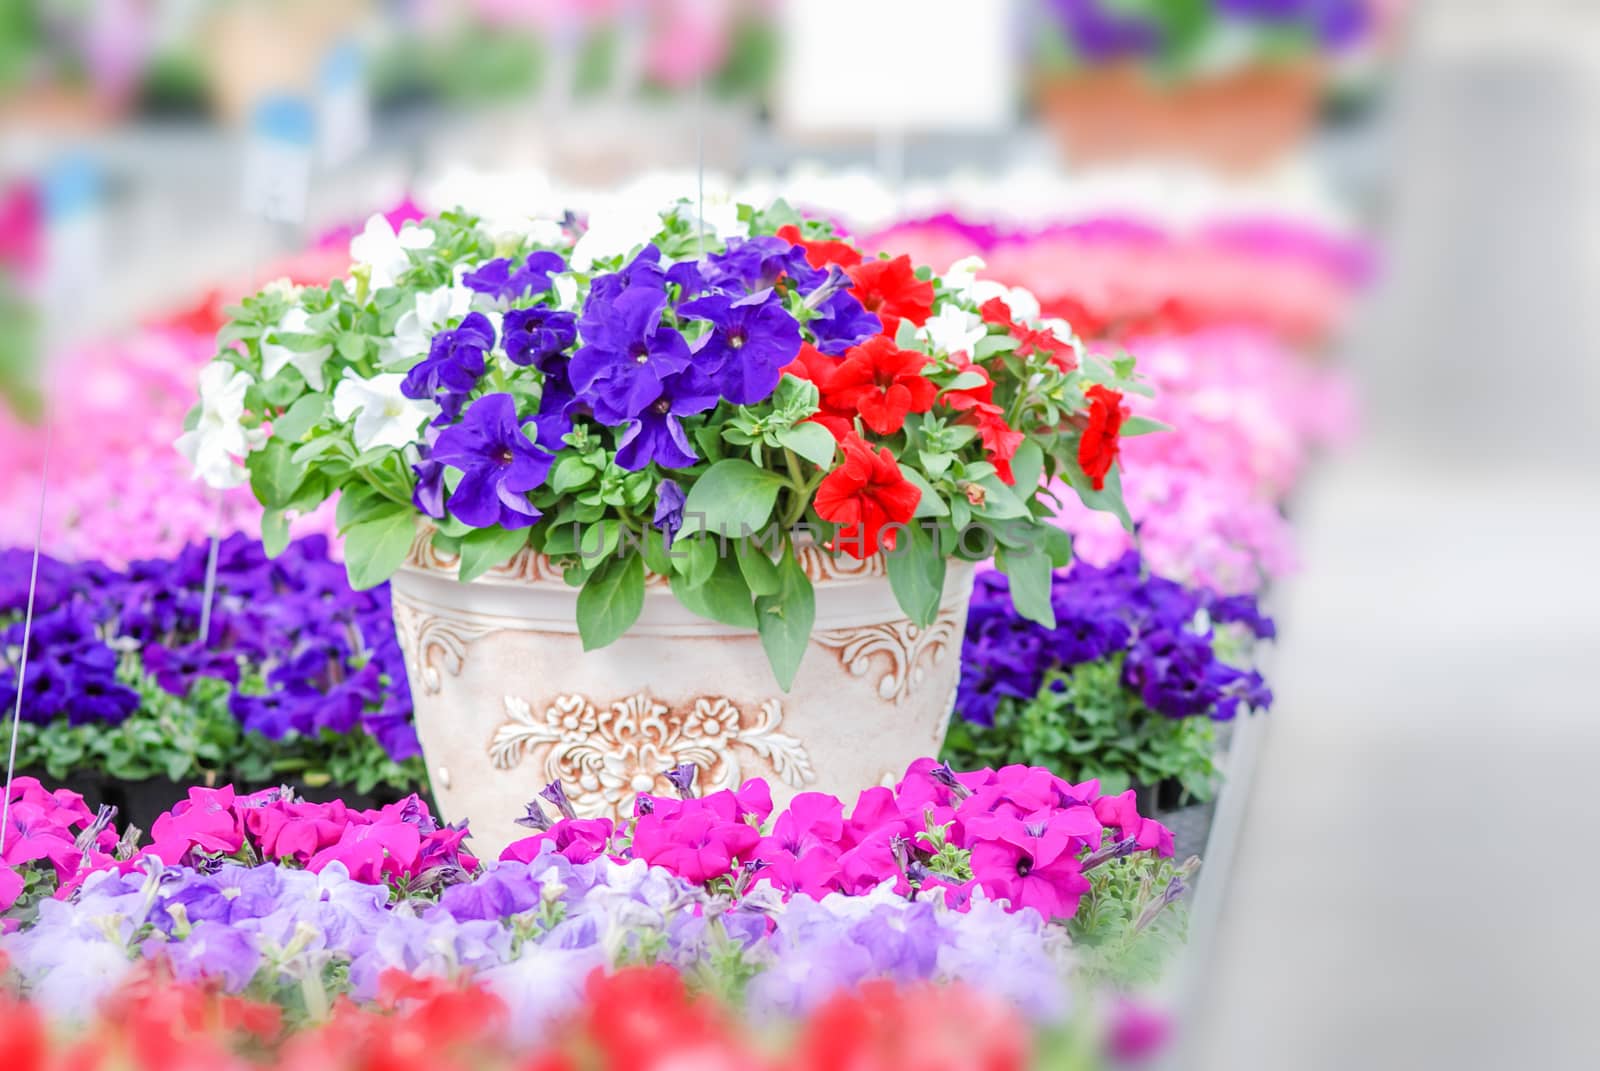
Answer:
[[391, 599, 500, 696], [812, 609, 964, 704], [489, 691, 816, 817]]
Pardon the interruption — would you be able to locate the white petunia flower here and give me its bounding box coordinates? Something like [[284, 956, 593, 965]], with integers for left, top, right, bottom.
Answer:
[[349, 214, 435, 290], [332, 373, 437, 452], [388, 284, 474, 363], [569, 197, 667, 272], [551, 272, 580, 310], [260, 306, 334, 391], [175, 363, 263, 489], [919, 304, 987, 356], [940, 255, 988, 298]]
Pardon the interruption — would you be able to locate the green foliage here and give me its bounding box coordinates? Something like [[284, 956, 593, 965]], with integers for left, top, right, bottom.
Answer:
[[942, 657, 1220, 804], [1070, 844, 1201, 986]]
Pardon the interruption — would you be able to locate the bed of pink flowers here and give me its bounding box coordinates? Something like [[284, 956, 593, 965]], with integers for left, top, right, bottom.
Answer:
[[506, 758, 1173, 919], [2, 759, 1174, 928], [866, 212, 1372, 345]]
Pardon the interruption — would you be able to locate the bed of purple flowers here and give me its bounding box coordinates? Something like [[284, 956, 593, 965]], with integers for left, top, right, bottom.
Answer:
[[0, 535, 421, 802], [944, 553, 1274, 803]]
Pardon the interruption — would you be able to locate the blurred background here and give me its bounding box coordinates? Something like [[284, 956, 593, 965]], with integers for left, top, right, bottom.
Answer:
[[4, 1, 1597, 1067]]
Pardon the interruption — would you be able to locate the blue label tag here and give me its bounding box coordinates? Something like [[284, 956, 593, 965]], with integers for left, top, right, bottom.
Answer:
[[242, 94, 315, 223]]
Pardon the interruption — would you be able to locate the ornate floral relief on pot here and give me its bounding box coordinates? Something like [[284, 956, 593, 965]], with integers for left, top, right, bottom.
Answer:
[[488, 691, 815, 818]]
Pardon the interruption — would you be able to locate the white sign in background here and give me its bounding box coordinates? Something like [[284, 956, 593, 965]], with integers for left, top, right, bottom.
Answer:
[[775, 0, 1017, 134]]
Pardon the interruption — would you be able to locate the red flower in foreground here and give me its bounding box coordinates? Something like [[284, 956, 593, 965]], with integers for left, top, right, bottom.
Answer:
[[777, 223, 863, 270], [845, 255, 934, 338], [1078, 384, 1127, 491], [823, 336, 937, 436], [815, 435, 922, 558], [791, 980, 1031, 1071], [576, 966, 756, 1071]]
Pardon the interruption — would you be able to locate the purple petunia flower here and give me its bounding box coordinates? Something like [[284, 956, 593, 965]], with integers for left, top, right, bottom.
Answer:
[[570, 287, 692, 422], [613, 366, 720, 471], [678, 289, 802, 406], [431, 393, 554, 529], [462, 251, 566, 303], [503, 305, 578, 369], [400, 311, 496, 423], [651, 479, 687, 546], [586, 245, 668, 306]]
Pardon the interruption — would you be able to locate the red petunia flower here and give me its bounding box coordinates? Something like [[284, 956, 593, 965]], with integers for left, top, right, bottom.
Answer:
[[823, 336, 937, 436], [815, 434, 923, 559], [777, 223, 863, 270], [937, 354, 1025, 485], [978, 413, 1025, 486], [1013, 323, 1076, 371], [979, 297, 1014, 326], [1078, 384, 1127, 491], [846, 255, 934, 338]]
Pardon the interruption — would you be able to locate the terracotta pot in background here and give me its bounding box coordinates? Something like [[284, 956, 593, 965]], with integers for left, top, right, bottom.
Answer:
[[199, 0, 367, 125], [1035, 60, 1325, 173], [391, 530, 977, 855]]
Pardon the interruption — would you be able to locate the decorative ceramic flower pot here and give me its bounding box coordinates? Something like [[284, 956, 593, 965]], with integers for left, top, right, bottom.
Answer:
[[390, 529, 977, 855]]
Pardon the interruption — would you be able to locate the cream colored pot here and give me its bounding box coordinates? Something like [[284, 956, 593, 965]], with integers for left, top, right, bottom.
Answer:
[[390, 530, 976, 855]]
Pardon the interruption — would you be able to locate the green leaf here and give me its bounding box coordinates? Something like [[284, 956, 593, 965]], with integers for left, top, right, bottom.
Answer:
[[974, 477, 1030, 520], [1120, 416, 1171, 438], [680, 459, 787, 539], [886, 520, 946, 627], [1009, 439, 1045, 496], [548, 455, 598, 494], [676, 534, 721, 588], [272, 394, 327, 442], [974, 335, 1019, 359], [776, 422, 837, 468], [671, 555, 757, 628], [643, 527, 673, 576], [458, 526, 531, 583], [900, 467, 949, 518], [996, 546, 1055, 628], [942, 371, 988, 391], [576, 552, 645, 650], [261, 509, 290, 558], [735, 538, 781, 597], [1064, 463, 1134, 530], [343, 508, 418, 590], [247, 440, 308, 510], [754, 549, 815, 691], [1040, 525, 1074, 568]]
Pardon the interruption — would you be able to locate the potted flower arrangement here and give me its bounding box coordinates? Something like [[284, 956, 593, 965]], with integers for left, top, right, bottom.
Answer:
[[1033, 0, 1372, 171], [184, 199, 1145, 850]]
